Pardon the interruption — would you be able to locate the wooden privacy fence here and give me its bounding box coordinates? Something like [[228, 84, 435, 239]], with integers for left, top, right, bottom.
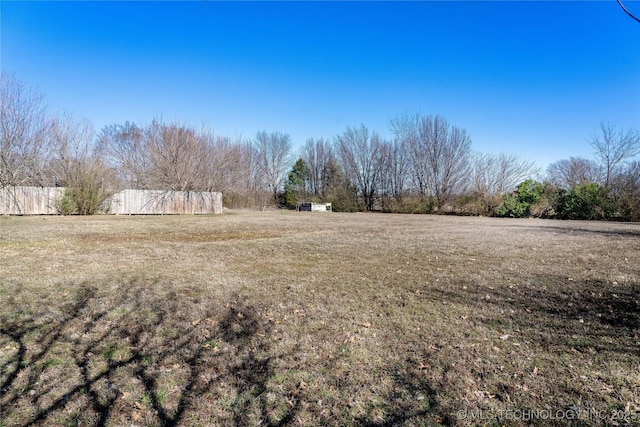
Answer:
[[0, 186, 64, 215], [0, 187, 222, 215], [108, 189, 222, 215]]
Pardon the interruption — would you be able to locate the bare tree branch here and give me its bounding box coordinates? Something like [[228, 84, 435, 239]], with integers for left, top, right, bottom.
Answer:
[[617, 0, 640, 23]]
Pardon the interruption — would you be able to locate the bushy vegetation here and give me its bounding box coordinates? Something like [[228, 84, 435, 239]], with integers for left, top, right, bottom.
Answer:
[[446, 179, 637, 221], [557, 182, 613, 220], [486, 179, 637, 221], [495, 179, 545, 218], [55, 181, 112, 215]]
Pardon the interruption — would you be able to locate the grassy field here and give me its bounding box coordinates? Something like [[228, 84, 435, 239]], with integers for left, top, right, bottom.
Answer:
[[1, 211, 639, 426]]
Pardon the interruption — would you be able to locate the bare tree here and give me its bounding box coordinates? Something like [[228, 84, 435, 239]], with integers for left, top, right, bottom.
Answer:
[[96, 122, 146, 188], [474, 152, 537, 195], [207, 137, 266, 209], [609, 160, 640, 220], [334, 124, 385, 211], [390, 113, 425, 195], [203, 134, 242, 193], [589, 122, 640, 188], [424, 117, 473, 208], [379, 138, 409, 206], [228, 140, 265, 207], [0, 73, 50, 187], [97, 120, 225, 192], [392, 113, 472, 209], [187, 128, 229, 193], [48, 114, 118, 214], [48, 114, 95, 185], [143, 120, 214, 192], [472, 152, 537, 213], [546, 156, 602, 189], [301, 137, 333, 197], [253, 131, 293, 204], [243, 141, 274, 209], [97, 121, 266, 208]]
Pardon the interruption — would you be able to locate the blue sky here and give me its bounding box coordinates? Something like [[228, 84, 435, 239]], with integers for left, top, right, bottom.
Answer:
[[2, 1, 639, 169]]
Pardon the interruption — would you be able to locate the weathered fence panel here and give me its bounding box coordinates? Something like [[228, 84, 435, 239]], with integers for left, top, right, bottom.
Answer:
[[108, 190, 223, 215], [0, 187, 223, 215], [0, 186, 64, 215]]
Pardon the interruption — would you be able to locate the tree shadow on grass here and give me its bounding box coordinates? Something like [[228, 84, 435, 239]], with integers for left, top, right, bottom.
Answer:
[[436, 274, 639, 355], [496, 221, 640, 238], [545, 225, 640, 238], [0, 280, 298, 426], [406, 274, 640, 425], [353, 362, 447, 427]]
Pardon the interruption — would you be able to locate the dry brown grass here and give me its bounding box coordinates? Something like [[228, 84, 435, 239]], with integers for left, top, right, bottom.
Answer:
[[1, 212, 639, 426]]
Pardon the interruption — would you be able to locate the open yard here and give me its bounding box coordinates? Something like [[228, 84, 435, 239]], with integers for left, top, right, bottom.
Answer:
[[1, 212, 639, 426]]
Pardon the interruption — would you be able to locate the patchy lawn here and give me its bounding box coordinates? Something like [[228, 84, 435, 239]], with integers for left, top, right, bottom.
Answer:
[[1, 212, 639, 426]]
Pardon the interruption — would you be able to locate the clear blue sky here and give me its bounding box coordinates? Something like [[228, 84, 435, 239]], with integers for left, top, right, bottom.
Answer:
[[2, 1, 639, 169]]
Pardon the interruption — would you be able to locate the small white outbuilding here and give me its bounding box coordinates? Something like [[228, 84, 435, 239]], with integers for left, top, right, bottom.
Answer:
[[296, 202, 332, 212]]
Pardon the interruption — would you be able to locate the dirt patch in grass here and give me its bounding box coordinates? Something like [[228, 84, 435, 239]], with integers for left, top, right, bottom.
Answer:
[[1, 212, 639, 426]]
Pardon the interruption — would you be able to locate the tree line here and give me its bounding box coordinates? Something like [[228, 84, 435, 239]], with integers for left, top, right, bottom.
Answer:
[[2, 73, 639, 219]]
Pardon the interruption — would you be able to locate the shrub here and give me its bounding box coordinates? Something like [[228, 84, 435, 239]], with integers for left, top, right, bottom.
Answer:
[[328, 185, 361, 212], [449, 192, 492, 216], [495, 179, 545, 218], [609, 162, 640, 221], [495, 194, 528, 218], [557, 182, 614, 220], [56, 178, 112, 215], [56, 188, 76, 215], [530, 183, 562, 218]]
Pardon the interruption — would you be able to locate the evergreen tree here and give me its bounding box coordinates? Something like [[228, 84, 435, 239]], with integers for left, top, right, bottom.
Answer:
[[283, 158, 310, 208]]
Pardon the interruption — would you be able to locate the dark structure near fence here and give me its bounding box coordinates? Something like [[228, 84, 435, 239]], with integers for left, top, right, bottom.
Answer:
[[0, 187, 223, 215], [296, 202, 332, 212]]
